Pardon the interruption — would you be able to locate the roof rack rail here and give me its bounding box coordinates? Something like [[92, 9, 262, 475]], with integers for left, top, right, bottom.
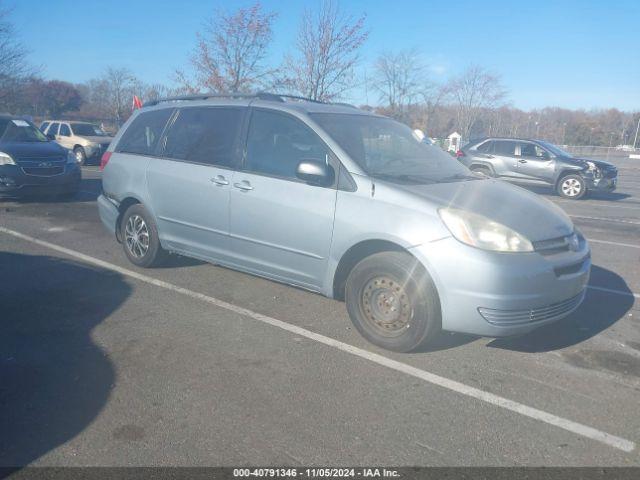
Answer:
[[142, 91, 358, 108], [143, 92, 279, 107]]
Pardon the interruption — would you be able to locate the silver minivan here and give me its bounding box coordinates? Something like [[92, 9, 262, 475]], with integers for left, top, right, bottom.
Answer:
[[98, 93, 590, 352]]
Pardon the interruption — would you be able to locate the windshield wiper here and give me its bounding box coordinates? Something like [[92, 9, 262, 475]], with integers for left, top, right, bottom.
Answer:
[[437, 173, 483, 183], [369, 173, 436, 184]]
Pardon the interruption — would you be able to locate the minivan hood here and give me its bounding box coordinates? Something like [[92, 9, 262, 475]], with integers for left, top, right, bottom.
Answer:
[[397, 179, 573, 242], [0, 140, 66, 160]]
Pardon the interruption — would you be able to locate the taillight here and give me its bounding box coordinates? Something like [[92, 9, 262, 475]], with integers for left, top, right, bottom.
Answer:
[[100, 151, 112, 171], [455, 150, 465, 158]]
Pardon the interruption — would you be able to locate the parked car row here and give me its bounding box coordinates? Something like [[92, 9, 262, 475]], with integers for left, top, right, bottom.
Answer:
[[97, 93, 591, 352]]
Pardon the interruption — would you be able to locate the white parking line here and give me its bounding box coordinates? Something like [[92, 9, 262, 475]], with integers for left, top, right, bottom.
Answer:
[[587, 238, 640, 249], [588, 285, 640, 300], [569, 215, 640, 225], [0, 226, 635, 453]]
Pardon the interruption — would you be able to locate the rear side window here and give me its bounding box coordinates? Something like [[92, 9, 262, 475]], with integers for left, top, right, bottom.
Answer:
[[48, 123, 60, 135], [476, 140, 493, 153], [245, 109, 329, 180], [494, 141, 516, 155], [59, 124, 71, 136], [40, 122, 50, 133], [163, 107, 244, 167], [116, 109, 173, 156]]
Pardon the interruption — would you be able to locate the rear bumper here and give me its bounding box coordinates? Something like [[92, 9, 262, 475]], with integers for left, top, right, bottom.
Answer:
[[97, 194, 120, 238], [0, 164, 81, 198]]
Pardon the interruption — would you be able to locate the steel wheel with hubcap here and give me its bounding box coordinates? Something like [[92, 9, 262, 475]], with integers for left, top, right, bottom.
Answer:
[[345, 251, 441, 352], [120, 204, 168, 267], [557, 174, 586, 199]]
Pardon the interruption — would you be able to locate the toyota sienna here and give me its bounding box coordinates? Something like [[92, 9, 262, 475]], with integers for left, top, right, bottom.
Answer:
[[98, 93, 590, 352]]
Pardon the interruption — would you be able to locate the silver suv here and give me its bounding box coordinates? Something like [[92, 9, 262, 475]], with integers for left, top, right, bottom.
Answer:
[[98, 93, 590, 352]]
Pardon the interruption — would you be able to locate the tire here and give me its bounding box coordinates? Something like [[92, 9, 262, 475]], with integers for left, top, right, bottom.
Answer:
[[73, 147, 87, 166], [470, 165, 493, 177], [557, 174, 586, 199], [345, 251, 441, 352], [120, 204, 168, 267]]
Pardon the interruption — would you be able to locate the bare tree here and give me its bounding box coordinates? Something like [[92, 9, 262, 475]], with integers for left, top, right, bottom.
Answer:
[[87, 67, 139, 126], [283, 0, 367, 101], [371, 49, 433, 122], [444, 65, 507, 139], [0, 1, 31, 104], [176, 2, 277, 93]]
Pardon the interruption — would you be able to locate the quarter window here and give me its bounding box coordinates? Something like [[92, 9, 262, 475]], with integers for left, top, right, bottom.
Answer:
[[245, 110, 329, 180], [117, 109, 173, 155], [476, 140, 493, 153], [163, 107, 244, 167], [40, 122, 50, 133]]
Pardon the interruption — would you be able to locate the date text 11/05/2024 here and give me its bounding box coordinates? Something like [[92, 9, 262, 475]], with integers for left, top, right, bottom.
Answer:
[[233, 468, 400, 478]]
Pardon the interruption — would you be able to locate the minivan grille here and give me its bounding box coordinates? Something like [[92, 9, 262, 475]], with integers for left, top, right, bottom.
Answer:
[[478, 291, 585, 326]]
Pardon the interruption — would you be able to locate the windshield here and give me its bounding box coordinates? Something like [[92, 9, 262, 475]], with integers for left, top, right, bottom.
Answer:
[[71, 123, 106, 136], [0, 118, 48, 143], [538, 140, 571, 157], [310, 113, 474, 183]]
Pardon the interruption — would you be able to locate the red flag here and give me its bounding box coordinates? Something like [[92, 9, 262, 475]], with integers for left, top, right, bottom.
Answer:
[[132, 95, 143, 110]]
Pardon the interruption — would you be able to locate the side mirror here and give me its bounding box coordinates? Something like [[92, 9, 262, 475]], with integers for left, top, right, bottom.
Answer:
[[296, 159, 334, 186], [46, 133, 56, 140]]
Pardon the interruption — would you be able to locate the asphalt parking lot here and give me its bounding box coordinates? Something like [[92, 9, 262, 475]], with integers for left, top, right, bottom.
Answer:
[[1, 160, 639, 467]]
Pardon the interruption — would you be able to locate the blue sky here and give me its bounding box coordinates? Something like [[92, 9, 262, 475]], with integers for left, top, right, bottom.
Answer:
[[10, 0, 640, 111]]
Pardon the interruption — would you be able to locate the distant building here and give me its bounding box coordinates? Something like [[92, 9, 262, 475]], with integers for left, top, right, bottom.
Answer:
[[447, 131, 462, 152]]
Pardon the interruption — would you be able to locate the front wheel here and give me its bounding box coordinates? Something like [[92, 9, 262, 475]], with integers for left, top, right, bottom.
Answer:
[[120, 204, 168, 267], [345, 251, 441, 352], [557, 174, 586, 199]]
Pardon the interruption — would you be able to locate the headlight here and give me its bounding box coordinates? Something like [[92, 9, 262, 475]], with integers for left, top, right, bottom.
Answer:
[[66, 151, 77, 164], [0, 151, 16, 166], [439, 207, 534, 253]]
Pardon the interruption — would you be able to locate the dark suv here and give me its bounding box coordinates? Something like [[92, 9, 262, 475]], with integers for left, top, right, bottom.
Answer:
[[458, 138, 618, 199]]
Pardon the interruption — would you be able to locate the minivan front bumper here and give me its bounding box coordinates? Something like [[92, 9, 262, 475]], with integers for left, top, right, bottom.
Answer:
[[410, 236, 590, 337]]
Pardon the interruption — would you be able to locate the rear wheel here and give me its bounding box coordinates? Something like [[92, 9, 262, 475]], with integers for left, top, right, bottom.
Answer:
[[557, 174, 586, 199], [345, 251, 441, 352], [120, 204, 167, 267], [73, 147, 86, 166]]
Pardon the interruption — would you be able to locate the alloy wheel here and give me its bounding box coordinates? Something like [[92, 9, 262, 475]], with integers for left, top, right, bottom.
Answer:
[[561, 178, 582, 197], [124, 214, 150, 258]]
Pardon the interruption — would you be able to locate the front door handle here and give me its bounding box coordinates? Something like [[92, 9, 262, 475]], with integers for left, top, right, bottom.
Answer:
[[518, 159, 527, 163], [233, 180, 253, 191], [210, 175, 229, 186]]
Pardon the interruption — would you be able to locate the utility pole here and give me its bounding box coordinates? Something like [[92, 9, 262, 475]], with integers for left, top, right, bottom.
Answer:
[[634, 115, 640, 150]]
